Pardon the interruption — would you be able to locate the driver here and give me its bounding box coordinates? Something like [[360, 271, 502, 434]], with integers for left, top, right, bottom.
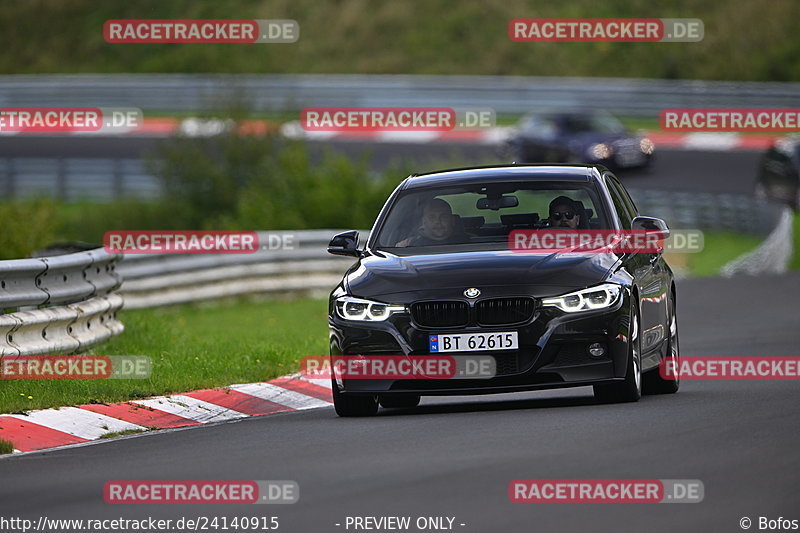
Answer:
[[396, 198, 462, 247], [548, 196, 582, 229]]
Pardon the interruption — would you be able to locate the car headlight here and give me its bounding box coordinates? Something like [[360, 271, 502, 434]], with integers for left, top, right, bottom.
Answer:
[[335, 296, 405, 321], [588, 143, 613, 159], [639, 137, 655, 154], [541, 283, 622, 313]]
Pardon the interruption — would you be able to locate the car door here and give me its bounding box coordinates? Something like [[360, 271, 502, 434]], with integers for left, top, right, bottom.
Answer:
[[605, 174, 668, 359]]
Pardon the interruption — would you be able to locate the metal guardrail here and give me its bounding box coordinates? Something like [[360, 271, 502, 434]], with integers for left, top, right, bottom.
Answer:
[[627, 189, 778, 236], [0, 158, 161, 201], [116, 230, 360, 309], [1, 74, 798, 116], [0, 249, 124, 355], [0, 294, 124, 356], [1, 249, 121, 309]]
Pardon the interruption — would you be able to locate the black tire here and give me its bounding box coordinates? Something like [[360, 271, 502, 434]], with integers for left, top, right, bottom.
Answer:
[[379, 395, 421, 409], [643, 293, 680, 395], [331, 378, 379, 417], [594, 303, 642, 403]]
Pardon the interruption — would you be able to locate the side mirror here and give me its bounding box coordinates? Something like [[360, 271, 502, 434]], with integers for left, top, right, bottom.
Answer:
[[476, 195, 519, 210], [631, 216, 670, 239], [328, 230, 361, 257]]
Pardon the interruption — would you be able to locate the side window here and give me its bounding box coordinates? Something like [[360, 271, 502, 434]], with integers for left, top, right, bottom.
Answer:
[[608, 174, 639, 218], [606, 178, 632, 229]]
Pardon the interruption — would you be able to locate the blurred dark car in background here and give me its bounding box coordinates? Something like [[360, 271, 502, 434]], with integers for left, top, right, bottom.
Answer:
[[501, 110, 655, 170], [755, 136, 800, 210]]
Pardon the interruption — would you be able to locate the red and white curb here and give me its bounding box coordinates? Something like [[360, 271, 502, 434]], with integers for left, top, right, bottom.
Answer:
[[645, 132, 778, 151], [281, 122, 780, 151], [0, 118, 273, 138], [0, 375, 332, 455], [278, 121, 515, 145], [282, 126, 780, 152], [1, 116, 782, 152]]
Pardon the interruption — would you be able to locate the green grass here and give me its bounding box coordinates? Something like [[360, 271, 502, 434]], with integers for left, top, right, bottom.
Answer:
[[790, 211, 800, 271], [0, 297, 329, 413], [0, 0, 798, 81], [99, 428, 148, 439], [682, 231, 763, 277], [0, 439, 14, 455]]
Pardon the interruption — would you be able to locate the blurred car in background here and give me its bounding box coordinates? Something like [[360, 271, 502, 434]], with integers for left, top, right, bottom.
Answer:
[[500, 110, 654, 170], [755, 136, 800, 210]]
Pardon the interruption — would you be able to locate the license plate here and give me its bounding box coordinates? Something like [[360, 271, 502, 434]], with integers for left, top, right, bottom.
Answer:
[[429, 332, 518, 353]]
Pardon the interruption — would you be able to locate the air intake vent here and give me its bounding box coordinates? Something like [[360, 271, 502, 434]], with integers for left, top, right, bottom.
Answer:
[[476, 297, 535, 325], [411, 301, 469, 328]]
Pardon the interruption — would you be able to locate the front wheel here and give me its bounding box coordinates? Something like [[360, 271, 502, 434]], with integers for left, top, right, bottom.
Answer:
[[332, 378, 379, 417], [594, 303, 642, 403], [643, 293, 680, 394]]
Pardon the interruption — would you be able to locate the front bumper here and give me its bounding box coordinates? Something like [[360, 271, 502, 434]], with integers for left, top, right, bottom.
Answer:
[[329, 293, 631, 396]]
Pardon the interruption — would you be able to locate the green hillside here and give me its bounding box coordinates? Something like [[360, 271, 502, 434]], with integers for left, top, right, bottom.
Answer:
[[0, 0, 797, 80]]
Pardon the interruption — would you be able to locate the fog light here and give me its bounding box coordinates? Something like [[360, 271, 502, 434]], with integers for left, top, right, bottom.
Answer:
[[588, 343, 606, 358]]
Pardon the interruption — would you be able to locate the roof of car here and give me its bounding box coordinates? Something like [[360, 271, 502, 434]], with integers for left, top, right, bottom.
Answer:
[[401, 164, 605, 190]]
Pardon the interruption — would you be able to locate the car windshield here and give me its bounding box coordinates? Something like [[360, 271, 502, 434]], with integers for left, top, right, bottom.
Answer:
[[373, 180, 610, 254]]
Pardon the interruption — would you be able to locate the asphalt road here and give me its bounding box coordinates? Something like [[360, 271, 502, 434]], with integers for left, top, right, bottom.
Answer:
[[0, 136, 763, 195], [1, 272, 798, 533]]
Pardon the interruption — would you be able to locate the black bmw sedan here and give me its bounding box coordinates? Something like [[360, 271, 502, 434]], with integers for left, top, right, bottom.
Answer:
[[327, 165, 679, 416]]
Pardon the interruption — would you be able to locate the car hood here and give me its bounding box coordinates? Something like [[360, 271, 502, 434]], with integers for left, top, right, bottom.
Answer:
[[345, 250, 621, 300]]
